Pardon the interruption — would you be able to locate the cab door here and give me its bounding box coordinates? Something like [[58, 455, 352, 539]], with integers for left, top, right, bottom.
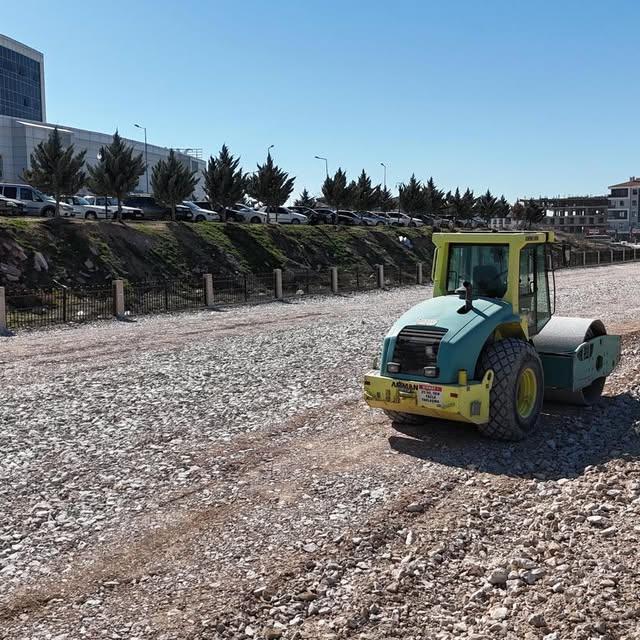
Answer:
[[519, 244, 552, 336]]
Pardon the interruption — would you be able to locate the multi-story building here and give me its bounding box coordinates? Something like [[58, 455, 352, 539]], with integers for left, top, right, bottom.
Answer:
[[607, 177, 640, 237], [0, 34, 46, 122], [540, 196, 608, 235], [0, 34, 205, 197]]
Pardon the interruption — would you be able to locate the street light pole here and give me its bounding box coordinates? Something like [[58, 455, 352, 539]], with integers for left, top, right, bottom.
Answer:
[[314, 155, 328, 178], [134, 124, 148, 193], [396, 182, 403, 213], [380, 163, 387, 190]]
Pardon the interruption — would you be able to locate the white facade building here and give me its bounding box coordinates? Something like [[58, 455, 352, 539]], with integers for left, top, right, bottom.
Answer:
[[607, 177, 640, 236], [0, 115, 206, 197], [0, 34, 206, 198]]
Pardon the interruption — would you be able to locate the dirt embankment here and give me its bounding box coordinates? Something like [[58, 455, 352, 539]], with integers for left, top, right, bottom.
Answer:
[[0, 218, 434, 288]]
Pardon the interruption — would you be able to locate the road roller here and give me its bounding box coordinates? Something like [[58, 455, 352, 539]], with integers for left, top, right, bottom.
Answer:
[[364, 231, 621, 440]]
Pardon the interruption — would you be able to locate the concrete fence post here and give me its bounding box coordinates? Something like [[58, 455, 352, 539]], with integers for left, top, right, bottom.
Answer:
[[635, 248, 638, 261], [330, 267, 338, 294], [622, 249, 626, 262], [377, 264, 385, 289], [0, 286, 8, 335], [582, 251, 586, 266], [203, 273, 214, 307], [113, 279, 125, 318], [274, 269, 283, 300], [610, 249, 614, 263], [597, 251, 600, 265], [416, 262, 424, 285]]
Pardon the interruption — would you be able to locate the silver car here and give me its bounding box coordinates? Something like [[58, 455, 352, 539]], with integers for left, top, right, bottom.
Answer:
[[0, 183, 74, 216]]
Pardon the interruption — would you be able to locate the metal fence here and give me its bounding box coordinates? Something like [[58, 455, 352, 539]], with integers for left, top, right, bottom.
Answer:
[[123, 279, 205, 316], [4, 248, 639, 332], [338, 267, 379, 292], [384, 264, 422, 288], [210, 272, 275, 305], [5, 285, 113, 330], [282, 269, 333, 298]]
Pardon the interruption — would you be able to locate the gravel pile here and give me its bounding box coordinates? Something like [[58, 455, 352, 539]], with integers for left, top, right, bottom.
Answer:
[[0, 262, 639, 639]]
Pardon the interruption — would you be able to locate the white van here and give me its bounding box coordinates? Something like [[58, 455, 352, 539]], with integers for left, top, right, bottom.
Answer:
[[0, 183, 74, 217]]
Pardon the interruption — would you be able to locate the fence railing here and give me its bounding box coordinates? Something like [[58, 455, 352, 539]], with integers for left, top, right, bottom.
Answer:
[[124, 279, 205, 316], [1, 248, 638, 333], [4, 284, 113, 331]]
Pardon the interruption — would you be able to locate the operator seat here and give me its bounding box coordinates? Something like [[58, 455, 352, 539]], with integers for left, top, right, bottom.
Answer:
[[473, 264, 507, 298]]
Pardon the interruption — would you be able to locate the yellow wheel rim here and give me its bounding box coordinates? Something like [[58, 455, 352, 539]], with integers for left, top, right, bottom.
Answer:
[[516, 367, 538, 419]]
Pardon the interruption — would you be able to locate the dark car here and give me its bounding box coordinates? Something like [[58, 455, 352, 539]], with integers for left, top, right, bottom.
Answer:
[[288, 205, 327, 224], [336, 210, 363, 226], [123, 195, 192, 221], [0, 194, 25, 216]]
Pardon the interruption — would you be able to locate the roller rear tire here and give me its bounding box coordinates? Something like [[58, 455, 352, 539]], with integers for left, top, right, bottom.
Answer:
[[477, 338, 544, 441]]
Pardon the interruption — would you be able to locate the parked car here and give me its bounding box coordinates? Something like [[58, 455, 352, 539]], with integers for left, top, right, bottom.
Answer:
[[122, 195, 189, 220], [84, 196, 144, 220], [259, 206, 308, 224], [0, 183, 74, 216], [182, 201, 219, 222], [336, 210, 363, 226], [288, 205, 316, 218], [193, 201, 214, 211], [62, 195, 111, 220], [308, 207, 336, 224], [383, 211, 425, 227], [226, 204, 266, 224], [354, 211, 388, 226], [0, 194, 25, 216]]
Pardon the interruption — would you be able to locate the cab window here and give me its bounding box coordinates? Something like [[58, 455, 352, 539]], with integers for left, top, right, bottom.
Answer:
[[447, 244, 509, 298]]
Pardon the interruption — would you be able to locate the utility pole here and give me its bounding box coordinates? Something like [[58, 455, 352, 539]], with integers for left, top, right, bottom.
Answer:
[[380, 163, 387, 190]]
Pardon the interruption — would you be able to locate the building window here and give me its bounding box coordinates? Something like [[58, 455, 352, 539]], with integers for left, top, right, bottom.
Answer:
[[620, 200, 625, 206], [0, 44, 43, 121], [608, 209, 628, 220], [633, 189, 638, 195], [611, 188, 629, 197]]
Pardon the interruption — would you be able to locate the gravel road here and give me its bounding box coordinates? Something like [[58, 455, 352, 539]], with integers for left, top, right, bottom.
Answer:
[[1, 263, 639, 640]]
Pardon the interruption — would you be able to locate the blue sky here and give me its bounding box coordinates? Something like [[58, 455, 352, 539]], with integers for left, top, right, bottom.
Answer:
[[3, 0, 638, 201]]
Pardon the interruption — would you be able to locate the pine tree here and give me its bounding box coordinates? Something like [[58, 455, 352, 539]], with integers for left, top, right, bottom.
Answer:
[[203, 144, 245, 222], [446, 188, 463, 222], [294, 188, 315, 208], [22, 127, 86, 216], [524, 198, 545, 229], [461, 188, 476, 220], [151, 149, 198, 221], [398, 174, 425, 215], [87, 131, 145, 221], [496, 195, 510, 218], [423, 177, 446, 216], [246, 153, 295, 223], [474, 189, 499, 221], [350, 170, 378, 211], [321, 168, 350, 214], [378, 186, 394, 212]]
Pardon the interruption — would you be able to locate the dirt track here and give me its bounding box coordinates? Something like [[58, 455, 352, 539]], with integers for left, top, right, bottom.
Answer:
[[1, 263, 639, 640]]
